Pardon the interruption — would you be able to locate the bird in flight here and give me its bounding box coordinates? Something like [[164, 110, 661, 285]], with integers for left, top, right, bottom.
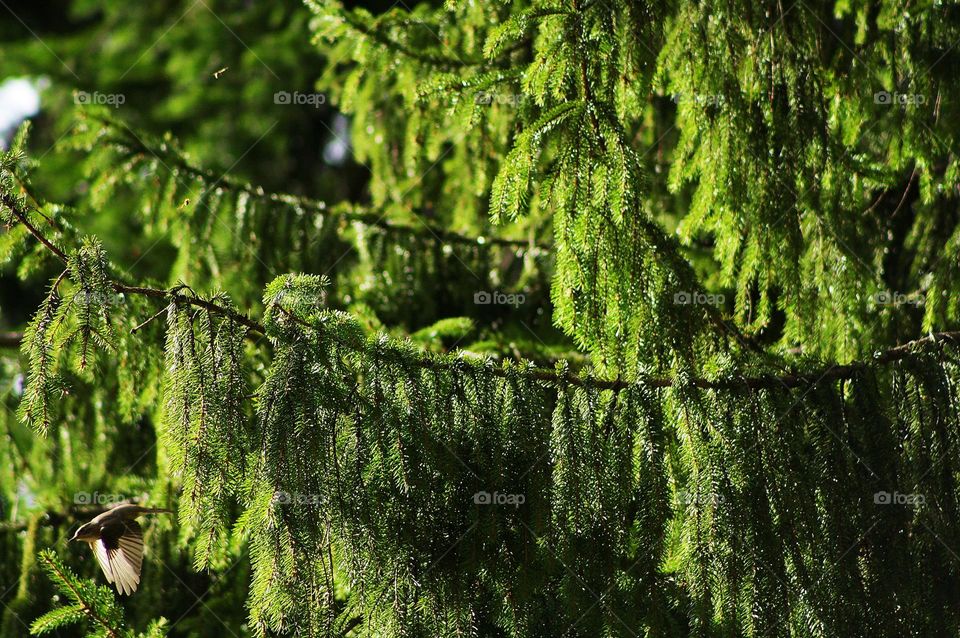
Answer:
[[70, 503, 173, 595]]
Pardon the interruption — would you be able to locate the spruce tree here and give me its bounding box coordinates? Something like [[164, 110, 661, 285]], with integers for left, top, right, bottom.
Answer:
[[1, 0, 960, 636]]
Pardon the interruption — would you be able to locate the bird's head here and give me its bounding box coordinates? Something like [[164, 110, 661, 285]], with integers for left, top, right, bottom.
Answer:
[[70, 522, 99, 542]]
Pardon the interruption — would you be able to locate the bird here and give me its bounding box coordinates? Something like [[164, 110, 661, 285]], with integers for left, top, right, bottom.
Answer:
[[70, 503, 173, 595]]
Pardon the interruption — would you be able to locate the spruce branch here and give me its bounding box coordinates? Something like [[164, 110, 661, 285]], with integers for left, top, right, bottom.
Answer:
[[272, 296, 960, 391], [312, 1, 527, 70], [335, 8, 482, 69], [81, 112, 548, 253], [33, 550, 125, 638], [10, 189, 960, 393], [115, 283, 263, 334], [4, 194, 264, 335], [1, 192, 70, 263]]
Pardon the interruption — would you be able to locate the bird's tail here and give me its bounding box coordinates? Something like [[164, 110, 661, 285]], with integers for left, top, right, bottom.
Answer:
[[137, 507, 174, 514]]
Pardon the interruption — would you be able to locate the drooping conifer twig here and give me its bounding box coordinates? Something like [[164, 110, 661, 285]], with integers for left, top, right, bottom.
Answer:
[[83, 114, 757, 363], [8, 192, 958, 393]]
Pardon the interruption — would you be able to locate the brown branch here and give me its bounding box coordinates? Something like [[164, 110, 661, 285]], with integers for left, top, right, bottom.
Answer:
[[114, 283, 264, 334], [335, 8, 527, 70], [4, 194, 264, 335], [90, 114, 549, 253], [2, 193, 70, 263], [0, 507, 88, 532], [414, 331, 960, 391], [0, 498, 166, 533], [0, 332, 22, 348], [10, 188, 960, 394], [277, 302, 960, 392]]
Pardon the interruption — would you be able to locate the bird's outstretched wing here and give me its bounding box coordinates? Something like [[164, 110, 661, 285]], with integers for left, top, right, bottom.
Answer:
[[89, 519, 144, 595]]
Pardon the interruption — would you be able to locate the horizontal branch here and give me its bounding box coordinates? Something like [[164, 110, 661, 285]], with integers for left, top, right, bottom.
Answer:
[[332, 6, 529, 70], [395, 332, 960, 391], [114, 283, 264, 334], [2, 193, 71, 262], [276, 306, 960, 392], [0, 332, 23, 348], [3, 193, 264, 335], [8, 191, 958, 393], [0, 502, 144, 532], [90, 114, 549, 253]]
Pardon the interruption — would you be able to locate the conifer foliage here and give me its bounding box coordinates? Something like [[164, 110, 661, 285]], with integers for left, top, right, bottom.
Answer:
[[32, 550, 168, 638], [2, 0, 960, 636]]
